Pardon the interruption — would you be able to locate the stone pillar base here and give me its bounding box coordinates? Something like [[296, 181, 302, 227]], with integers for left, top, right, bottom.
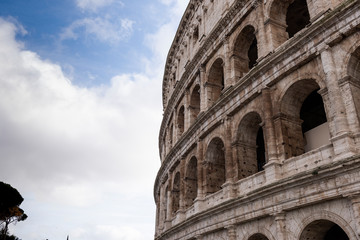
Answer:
[[264, 161, 282, 183], [331, 132, 357, 160]]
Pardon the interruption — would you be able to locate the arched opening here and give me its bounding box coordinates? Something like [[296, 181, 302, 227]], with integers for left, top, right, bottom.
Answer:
[[177, 106, 185, 136], [286, 0, 310, 38], [280, 79, 330, 158], [347, 47, 360, 128], [300, 89, 329, 152], [190, 85, 201, 125], [300, 220, 349, 240], [205, 137, 226, 195], [184, 157, 198, 208], [348, 47, 360, 79], [171, 172, 180, 215], [236, 112, 265, 180], [248, 233, 269, 240], [207, 58, 224, 106], [268, 0, 310, 48], [233, 25, 258, 79]]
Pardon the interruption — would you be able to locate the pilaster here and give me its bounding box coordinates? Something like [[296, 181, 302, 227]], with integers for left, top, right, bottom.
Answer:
[[320, 46, 356, 158]]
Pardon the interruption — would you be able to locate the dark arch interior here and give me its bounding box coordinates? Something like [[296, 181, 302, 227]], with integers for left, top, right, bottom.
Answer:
[[248, 233, 269, 240], [190, 85, 201, 124], [234, 25, 258, 77], [205, 138, 226, 195], [237, 112, 265, 179], [256, 127, 266, 171], [185, 157, 198, 208], [324, 224, 349, 240], [286, 0, 310, 38], [172, 172, 180, 214], [178, 106, 185, 135], [207, 59, 225, 105], [248, 37, 258, 69], [300, 89, 327, 133]]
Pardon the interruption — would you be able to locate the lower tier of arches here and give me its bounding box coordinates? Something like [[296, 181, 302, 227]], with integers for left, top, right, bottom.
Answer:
[[155, 154, 360, 240]]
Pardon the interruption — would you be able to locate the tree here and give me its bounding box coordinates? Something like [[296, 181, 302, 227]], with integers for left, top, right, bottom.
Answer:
[[0, 182, 27, 240]]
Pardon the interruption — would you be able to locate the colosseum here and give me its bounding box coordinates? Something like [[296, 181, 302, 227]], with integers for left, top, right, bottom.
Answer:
[[153, 0, 360, 239]]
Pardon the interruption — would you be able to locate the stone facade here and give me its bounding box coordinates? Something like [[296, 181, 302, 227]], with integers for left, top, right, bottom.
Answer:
[[154, 0, 360, 239]]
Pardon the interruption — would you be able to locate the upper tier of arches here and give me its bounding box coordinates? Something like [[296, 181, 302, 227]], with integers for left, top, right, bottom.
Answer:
[[161, 0, 342, 110]]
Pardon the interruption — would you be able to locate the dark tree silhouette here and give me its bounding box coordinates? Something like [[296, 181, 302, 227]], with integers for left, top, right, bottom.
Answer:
[[0, 182, 27, 240]]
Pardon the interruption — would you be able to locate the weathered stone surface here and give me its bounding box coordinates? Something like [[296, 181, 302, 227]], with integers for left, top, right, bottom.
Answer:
[[154, 0, 360, 239]]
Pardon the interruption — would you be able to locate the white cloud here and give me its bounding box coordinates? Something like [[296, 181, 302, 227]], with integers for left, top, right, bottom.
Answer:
[[0, 16, 160, 204], [0, 0, 188, 238], [60, 17, 134, 44], [76, 0, 124, 12]]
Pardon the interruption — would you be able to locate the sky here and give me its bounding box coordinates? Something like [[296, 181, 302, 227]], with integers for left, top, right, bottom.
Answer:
[[0, 0, 188, 239]]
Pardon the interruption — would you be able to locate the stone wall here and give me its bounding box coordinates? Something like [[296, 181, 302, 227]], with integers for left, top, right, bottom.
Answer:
[[154, 0, 360, 239]]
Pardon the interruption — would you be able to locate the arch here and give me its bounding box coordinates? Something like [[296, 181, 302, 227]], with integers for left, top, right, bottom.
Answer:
[[342, 36, 360, 79], [206, 58, 224, 106], [171, 172, 181, 215], [348, 44, 360, 79], [184, 156, 198, 208], [299, 220, 349, 240], [267, 0, 310, 48], [346, 45, 360, 130], [286, 0, 310, 38], [280, 79, 330, 158], [242, 227, 276, 240], [205, 137, 226, 195], [233, 25, 258, 79], [236, 112, 265, 180], [177, 106, 185, 136], [296, 211, 356, 240], [248, 233, 269, 240], [190, 84, 201, 125]]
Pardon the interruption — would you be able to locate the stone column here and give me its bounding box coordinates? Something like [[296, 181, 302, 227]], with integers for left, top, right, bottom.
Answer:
[[231, 142, 239, 181], [320, 47, 356, 157], [199, 65, 207, 112], [225, 117, 235, 182], [197, 139, 205, 199], [158, 186, 165, 231], [262, 88, 278, 163], [263, 18, 288, 52], [255, 0, 269, 59], [262, 88, 282, 182], [184, 89, 191, 132], [194, 139, 205, 213], [223, 117, 236, 198], [226, 225, 237, 240], [339, 77, 360, 134], [274, 212, 287, 240], [177, 157, 186, 221], [348, 195, 360, 237], [166, 176, 173, 222], [155, 200, 160, 233], [223, 36, 234, 87], [306, 0, 327, 21]]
